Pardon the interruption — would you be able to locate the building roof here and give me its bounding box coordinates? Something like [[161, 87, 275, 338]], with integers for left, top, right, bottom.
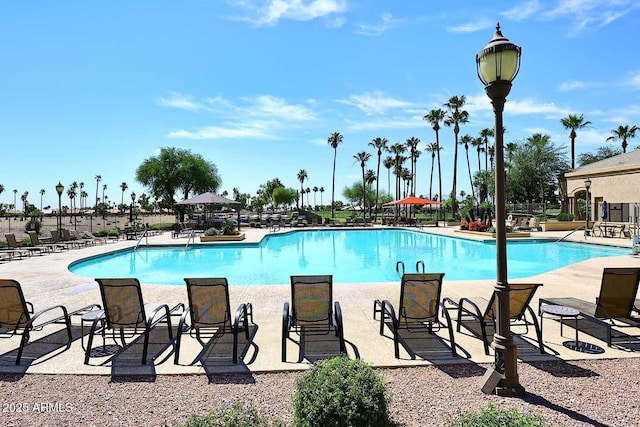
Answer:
[[565, 149, 640, 178]]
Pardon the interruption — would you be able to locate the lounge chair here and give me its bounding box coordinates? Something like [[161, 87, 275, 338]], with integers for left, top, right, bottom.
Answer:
[[538, 268, 640, 347], [0, 279, 100, 364], [443, 283, 544, 355], [63, 229, 94, 247], [0, 248, 31, 260], [373, 273, 457, 358], [5, 233, 48, 256], [584, 221, 602, 237], [26, 231, 66, 252], [175, 278, 253, 364], [84, 278, 184, 365], [282, 275, 345, 362], [82, 230, 117, 244], [50, 230, 80, 250]]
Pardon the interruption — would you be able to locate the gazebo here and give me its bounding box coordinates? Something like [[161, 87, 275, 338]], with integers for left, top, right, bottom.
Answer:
[[175, 192, 241, 230]]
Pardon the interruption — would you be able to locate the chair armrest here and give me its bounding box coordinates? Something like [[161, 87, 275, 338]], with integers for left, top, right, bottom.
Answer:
[[457, 297, 485, 321], [26, 305, 70, 331]]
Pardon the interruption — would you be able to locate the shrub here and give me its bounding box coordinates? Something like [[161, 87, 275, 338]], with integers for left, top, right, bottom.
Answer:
[[204, 227, 221, 236], [166, 400, 283, 427], [556, 212, 574, 222], [222, 218, 235, 235], [293, 356, 391, 427], [445, 402, 545, 427], [468, 221, 489, 232], [25, 219, 41, 234]]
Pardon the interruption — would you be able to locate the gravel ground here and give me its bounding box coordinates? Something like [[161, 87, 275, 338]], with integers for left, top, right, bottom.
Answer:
[[1, 358, 639, 426]]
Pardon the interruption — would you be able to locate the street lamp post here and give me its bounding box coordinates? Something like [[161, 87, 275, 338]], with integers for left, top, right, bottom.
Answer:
[[584, 178, 592, 231], [130, 192, 136, 224], [55, 182, 64, 236], [476, 23, 523, 396]]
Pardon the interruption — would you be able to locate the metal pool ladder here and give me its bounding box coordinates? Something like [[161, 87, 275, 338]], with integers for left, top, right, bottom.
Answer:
[[395, 260, 426, 278], [134, 230, 149, 250]]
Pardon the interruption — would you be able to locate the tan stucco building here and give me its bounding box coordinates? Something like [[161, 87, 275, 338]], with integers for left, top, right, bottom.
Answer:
[[563, 150, 640, 223]]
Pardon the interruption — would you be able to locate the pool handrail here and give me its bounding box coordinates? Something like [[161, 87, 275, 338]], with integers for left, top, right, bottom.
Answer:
[[134, 229, 149, 251]]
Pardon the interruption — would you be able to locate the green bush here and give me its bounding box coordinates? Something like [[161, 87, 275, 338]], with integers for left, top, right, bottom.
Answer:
[[222, 218, 235, 235], [166, 400, 283, 427], [293, 356, 391, 427], [445, 402, 545, 427], [25, 219, 41, 234], [556, 212, 575, 221], [204, 227, 221, 236]]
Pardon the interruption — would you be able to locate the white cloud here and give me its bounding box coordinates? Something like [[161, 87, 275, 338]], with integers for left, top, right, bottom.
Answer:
[[501, 0, 541, 21], [345, 116, 429, 132], [625, 71, 640, 90], [544, 0, 639, 33], [158, 93, 211, 112], [336, 91, 416, 115], [163, 94, 318, 140], [447, 18, 493, 33], [355, 13, 402, 36], [235, 0, 347, 27], [559, 80, 588, 91], [168, 124, 272, 140]]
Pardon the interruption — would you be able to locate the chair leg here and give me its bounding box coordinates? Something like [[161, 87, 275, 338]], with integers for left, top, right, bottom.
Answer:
[[16, 331, 30, 365]]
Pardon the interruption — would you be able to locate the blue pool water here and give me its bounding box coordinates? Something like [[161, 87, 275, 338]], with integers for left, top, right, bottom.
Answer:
[[69, 229, 629, 285]]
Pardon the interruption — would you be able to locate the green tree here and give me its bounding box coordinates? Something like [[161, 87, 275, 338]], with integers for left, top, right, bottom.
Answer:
[[389, 143, 406, 202], [135, 147, 221, 210], [297, 169, 308, 209], [327, 132, 343, 218], [479, 128, 494, 171], [353, 151, 371, 217], [272, 186, 297, 210], [459, 134, 475, 200], [368, 137, 389, 216], [312, 186, 318, 209], [319, 186, 325, 208], [94, 175, 101, 216], [577, 145, 623, 166], [39, 188, 45, 211], [383, 156, 393, 196], [405, 137, 420, 196], [472, 136, 484, 172], [560, 113, 592, 169], [444, 95, 469, 217], [507, 134, 569, 208], [120, 182, 128, 207], [424, 142, 440, 201], [607, 124, 639, 153], [424, 108, 447, 222]]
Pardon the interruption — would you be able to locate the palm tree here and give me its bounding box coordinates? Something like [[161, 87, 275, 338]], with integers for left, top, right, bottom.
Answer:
[[353, 151, 372, 217], [368, 137, 389, 217], [120, 182, 128, 208], [405, 137, 420, 196], [327, 132, 343, 218], [94, 175, 101, 216], [560, 114, 592, 169], [383, 156, 394, 196], [479, 128, 494, 171], [423, 108, 447, 223], [297, 169, 308, 209], [319, 187, 325, 208], [444, 95, 469, 217], [21, 191, 28, 214], [79, 182, 84, 209], [102, 184, 107, 204], [459, 134, 475, 200], [39, 189, 45, 211], [13, 189, 17, 213], [305, 188, 311, 210], [312, 186, 318, 209], [472, 136, 484, 172], [66, 187, 77, 215], [607, 125, 639, 154], [80, 191, 88, 210], [424, 142, 441, 201], [389, 144, 406, 203]]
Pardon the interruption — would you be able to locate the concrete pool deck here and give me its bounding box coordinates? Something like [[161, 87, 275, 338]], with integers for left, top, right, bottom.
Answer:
[[1, 224, 639, 376]]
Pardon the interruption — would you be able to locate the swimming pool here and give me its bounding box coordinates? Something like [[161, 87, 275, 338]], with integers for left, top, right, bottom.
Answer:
[[69, 229, 629, 285]]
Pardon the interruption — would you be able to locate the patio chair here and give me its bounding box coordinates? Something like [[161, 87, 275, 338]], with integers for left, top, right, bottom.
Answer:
[[63, 229, 94, 247], [26, 231, 66, 252], [175, 278, 253, 364], [584, 221, 602, 237], [50, 230, 80, 250], [0, 279, 100, 364], [373, 273, 457, 358], [538, 268, 640, 347], [84, 278, 184, 365], [443, 283, 544, 355], [282, 275, 345, 362], [5, 233, 48, 256]]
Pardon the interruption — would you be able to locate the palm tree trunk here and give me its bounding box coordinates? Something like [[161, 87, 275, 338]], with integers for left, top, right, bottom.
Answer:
[[466, 147, 475, 200], [331, 149, 337, 218]]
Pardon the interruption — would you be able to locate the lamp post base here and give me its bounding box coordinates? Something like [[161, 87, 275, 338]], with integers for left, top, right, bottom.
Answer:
[[480, 367, 526, 396]]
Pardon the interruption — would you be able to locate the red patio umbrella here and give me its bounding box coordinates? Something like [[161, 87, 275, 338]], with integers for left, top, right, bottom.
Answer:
[[382, 196, 440, 207]]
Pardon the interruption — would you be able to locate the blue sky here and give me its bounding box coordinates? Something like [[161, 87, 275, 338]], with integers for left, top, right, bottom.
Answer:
[[1, 1, 639, 210]]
